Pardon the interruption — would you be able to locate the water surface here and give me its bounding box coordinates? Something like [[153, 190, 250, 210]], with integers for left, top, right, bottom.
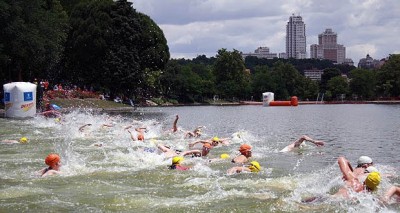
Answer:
[[0, 104, 399, 212]]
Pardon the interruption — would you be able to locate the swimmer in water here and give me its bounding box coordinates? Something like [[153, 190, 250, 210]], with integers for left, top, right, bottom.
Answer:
[[383, 186, 400, 203], [127, 127, 147, 141], [188, 136, 229, 149], [279, 135, 324, 152], [168, 156, 190, 171], [184, 126, 204, 138], [227, 161, 261, 175], [39, 153, 62, 177], [231, 144, 252, 164], [1, 137, 28, 144], [334, 156, 381, 198]]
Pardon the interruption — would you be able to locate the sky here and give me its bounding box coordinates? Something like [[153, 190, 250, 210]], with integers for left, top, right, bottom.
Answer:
[[131, 0, 400, 64]]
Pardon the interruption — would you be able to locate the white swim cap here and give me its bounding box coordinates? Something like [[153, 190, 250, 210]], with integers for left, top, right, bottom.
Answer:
[[357, 156, 373, 165]]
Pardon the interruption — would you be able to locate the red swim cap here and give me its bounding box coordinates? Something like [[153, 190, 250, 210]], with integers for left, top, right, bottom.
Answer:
[[45, 153, 60, 167], [203, 143, 212, 149], [137, 133, 144, 141], [239, 144, 252, 153]]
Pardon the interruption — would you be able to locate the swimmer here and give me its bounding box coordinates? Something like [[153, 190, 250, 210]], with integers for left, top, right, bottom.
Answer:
[[227, 161, 261, 175], [351, 156, 375, 181], [334, 156, 381, 198], [279, 135, 324, 152], [38, 102, 62, 118], [189, 136, 229, 149], [39, 153, 62, 177], [231, 144, 252, 164], [184, 126, 204, 138], [127, 127, 146, 141], [383, 186, 400, 203], [1, 137, 28, 144], [168, 156, 190, 171], [157, 144, 207, 158], [185, 143, 213, 158]]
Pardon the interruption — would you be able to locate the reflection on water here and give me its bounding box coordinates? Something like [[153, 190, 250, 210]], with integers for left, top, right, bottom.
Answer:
[[0, 105, 399, 212]]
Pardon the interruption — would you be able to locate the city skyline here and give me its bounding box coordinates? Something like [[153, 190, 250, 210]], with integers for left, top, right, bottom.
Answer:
[[132, 0, 400, 64]]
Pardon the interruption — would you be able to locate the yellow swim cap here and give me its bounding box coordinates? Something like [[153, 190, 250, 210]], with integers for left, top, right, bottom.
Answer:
[[19, 137, 28, 144], [212, 137, 219, 142], [172, 156, 184, 164], [365, 171, 381, 191], [55, 118, 61, 122], [220, 153, 230, 159], [248, 161, 261, 172]]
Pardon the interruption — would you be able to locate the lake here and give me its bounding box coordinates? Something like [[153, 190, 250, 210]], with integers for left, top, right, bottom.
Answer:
[[0, 104, 399, 212]]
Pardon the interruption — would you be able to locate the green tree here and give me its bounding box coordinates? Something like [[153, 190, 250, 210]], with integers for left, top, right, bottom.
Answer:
[[376, 54, 400, 97], [0, 0, 68, 82], [327, 76, 349, 100], [349, 68, 377, 100], [320, 68, 341, 92], [63, 0, 113, 85], [64, 0, 169, 98], [214, 48, 249, 100], [250, 65, 275, 101]]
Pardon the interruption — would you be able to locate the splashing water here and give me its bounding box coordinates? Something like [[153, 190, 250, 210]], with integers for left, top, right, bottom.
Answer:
[[1, 105, 399, 212]]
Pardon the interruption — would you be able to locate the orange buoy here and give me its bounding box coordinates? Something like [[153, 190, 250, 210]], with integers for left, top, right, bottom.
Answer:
[[269, 101, 291, 106], [268, 96, 298, 106], [291, 96, 298, 106]]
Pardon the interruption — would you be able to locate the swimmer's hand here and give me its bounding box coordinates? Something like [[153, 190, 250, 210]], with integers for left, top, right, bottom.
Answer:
[[313, 141, 324, 146]]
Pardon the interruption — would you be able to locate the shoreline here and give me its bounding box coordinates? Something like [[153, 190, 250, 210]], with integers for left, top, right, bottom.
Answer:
[[1, 100, 400, 117]]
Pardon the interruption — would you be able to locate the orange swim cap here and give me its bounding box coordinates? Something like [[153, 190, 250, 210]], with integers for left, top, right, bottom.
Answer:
[[239, 144, 252, 153], [45, 153, 60, 167], [137, 133, 144, 141], [203, 143, 212, 149]]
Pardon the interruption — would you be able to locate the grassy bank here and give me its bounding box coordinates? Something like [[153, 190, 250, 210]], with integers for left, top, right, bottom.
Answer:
[[50, 98, 132, 109]]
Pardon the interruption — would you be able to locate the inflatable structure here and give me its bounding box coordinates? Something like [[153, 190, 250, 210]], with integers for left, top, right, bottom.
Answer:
[[262, 92, 298, 107], [3, 82, 37, 118]]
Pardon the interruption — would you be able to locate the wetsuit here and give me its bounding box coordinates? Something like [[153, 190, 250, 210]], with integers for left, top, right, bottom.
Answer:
[[42, 167, 53, 176], [168, 164, 189, 171]]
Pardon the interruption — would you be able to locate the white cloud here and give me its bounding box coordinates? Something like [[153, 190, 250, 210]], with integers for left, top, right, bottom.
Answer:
[[132, 0, 400, 63]]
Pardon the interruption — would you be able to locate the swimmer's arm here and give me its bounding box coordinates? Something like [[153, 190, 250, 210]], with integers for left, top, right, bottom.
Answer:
[[227, 166, 251, 175], [172, 115, 179, 132], [123, 125, 132, 130], [102, 123, 113, 128], [188, 140, 206, 148], [383, 186, 400, 202], [1, 139, 19, 143], [79, 124, 92, 132], [338, 156, 356, 181], [157, 144, 170, 152], [219, 138, 230, 145], [181, 150, 201, 156], [232, 155, 247, 164], [135, 127, 147, 132], [127, 129, 137, 141]]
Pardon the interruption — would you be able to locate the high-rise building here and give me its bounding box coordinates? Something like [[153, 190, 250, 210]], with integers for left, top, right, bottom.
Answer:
[[310, 28, 346, 64], [286, 14, 306, 59]]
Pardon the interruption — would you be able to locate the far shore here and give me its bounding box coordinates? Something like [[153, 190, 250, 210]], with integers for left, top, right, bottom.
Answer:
[[1, 99, 400, 117]]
